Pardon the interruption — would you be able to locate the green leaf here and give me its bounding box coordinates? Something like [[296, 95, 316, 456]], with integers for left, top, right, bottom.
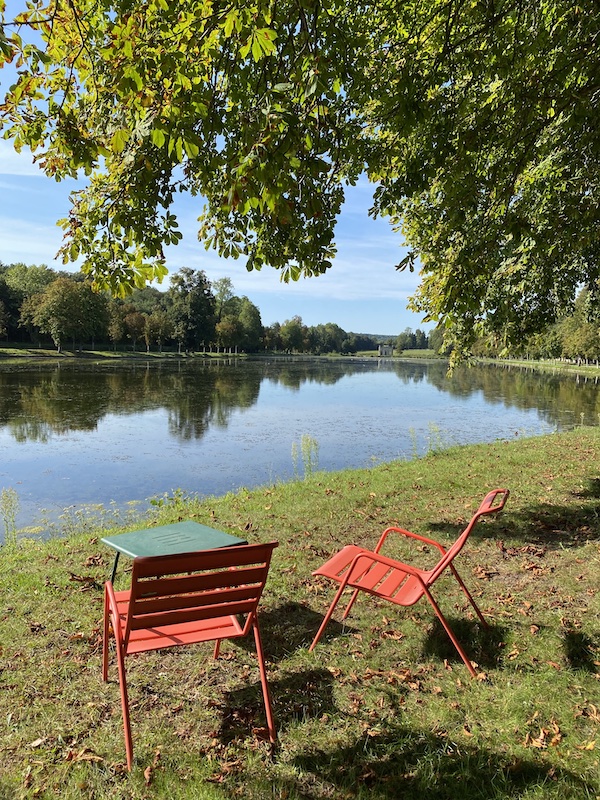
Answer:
[[123, 65, 143, 91], [150, 129, 166, 148], [110, 129, 130, 154], [183, 137, 200, 158], [223, 10, 239, 38], [251, 34, 262, 62]]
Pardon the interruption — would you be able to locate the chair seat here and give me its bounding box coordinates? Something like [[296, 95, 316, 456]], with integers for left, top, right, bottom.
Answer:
[[112, 589, 244, 653], [313, 545, 429, 607]]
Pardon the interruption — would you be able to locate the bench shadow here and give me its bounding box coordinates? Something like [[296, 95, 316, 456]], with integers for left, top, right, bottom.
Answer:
[[288, 723, 594, 799], [236, 602, 352, 662], [421, 617, 507, 670], [218, 667, 337, 743], [563, 629, 599, 673]]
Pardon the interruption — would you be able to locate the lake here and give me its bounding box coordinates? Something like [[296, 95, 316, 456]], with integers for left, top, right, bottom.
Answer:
[[1, 357, 599, 537]]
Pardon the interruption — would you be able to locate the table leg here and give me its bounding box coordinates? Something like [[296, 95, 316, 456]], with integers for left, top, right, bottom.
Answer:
[[110, 552, 120, 584]]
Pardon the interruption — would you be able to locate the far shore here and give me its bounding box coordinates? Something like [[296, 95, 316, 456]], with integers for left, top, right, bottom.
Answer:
[[3, 343, 600, 378]]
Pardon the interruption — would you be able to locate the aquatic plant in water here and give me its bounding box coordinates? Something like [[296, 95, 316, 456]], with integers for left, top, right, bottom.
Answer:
[[0, 487, 19, 546], [292, 434, 320, 479]]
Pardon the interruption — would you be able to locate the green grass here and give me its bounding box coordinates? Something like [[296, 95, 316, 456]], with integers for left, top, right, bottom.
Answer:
[[397, 349, 442, 359], [482, 357, 600, 378], [1, 429, 600, 798], [0, 343, 225, 360]]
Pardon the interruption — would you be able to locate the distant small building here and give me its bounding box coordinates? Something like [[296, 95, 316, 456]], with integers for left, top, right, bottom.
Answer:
[[378, 344, 394, 357]]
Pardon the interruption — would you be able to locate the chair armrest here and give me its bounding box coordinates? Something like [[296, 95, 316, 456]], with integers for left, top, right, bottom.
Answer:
[[479, 488, 510, 516], [104, 581, 125, 648], [374, 526, 447, 556]]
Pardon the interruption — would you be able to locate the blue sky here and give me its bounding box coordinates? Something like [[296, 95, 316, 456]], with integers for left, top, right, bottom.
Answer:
[[0, 137, 430, 336]]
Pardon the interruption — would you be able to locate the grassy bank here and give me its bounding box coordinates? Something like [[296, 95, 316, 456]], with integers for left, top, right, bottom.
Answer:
[[0, 344, 233, 360], [482, 357, 600, 379], [1, 429, 599, 799]]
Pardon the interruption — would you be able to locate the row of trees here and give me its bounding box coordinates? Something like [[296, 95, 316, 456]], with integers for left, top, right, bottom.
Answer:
[[507, 290, 600, 364], [396, 328, 430, 352], [464, 289, 600, 364], [4, 260, 598, 361], [1, 263, 222, 353], [0, 262, 383, 354]]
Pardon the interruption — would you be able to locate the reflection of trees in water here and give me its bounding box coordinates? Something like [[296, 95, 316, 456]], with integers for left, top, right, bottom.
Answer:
[[0, 360, 263, 443], [1, 358, 599, 443], [263, 359, 351, 390], [435, 363, 600, 429], [260, 357, 421, 389], [5, 372, 110, 441], [258, 358, 600, 429]]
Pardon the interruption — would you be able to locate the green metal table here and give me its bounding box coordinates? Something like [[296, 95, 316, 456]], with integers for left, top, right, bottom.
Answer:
[[102, 520, 248, 583]]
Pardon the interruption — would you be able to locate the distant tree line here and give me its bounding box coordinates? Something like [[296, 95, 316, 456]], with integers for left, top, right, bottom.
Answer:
[[395, 328, 431, 352], [467, 288, 600, 365], [0, 261, 385, 355], [6, 261, 597, 363]]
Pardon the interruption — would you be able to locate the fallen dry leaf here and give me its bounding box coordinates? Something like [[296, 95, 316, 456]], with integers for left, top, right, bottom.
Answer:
[[577, 741, 595, 750], [29, 738, 46, 749], [575, 704, 600, 722], [66, 748, 103, 763], [473, 565, 499, 580]]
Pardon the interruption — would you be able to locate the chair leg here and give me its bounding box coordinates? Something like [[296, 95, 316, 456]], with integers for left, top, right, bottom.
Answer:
[[102, 589, 110, 682], [449, 564, 488, 627], [310, 580, 349, 651], [252, 622, 276, 743], [115, 642, 134, 770], [213, 640, 221, 659], [423, 586, 477, 678]]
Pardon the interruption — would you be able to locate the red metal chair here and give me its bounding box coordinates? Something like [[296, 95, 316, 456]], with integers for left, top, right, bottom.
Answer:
[[102, 541, 278, 769], [309, 489, 509, 676]]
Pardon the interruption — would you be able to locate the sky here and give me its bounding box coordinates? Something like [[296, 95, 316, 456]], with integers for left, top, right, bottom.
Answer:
[[0, 138, 430, 337]]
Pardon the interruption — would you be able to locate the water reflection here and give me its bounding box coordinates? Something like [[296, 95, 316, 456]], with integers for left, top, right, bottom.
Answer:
[[440, 362, 600, 428], [1, 357, 599, 532], [2, 357, 600, 441]]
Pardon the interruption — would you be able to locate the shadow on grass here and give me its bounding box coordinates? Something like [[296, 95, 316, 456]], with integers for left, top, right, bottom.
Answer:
[[252, 602, 504, 674], [501, 503, 600, 549], [576, 477, 600, 499], [235, 602, 353, 662], [563, 629, 599, 673], [422, 617, 507, 671], [425, 489, 600, 550], [219, 668, 337, 742], [289, 723, 594, 800]]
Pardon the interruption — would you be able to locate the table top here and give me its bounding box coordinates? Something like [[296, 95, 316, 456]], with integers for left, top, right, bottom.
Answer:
[[101, 520, 248, 559]]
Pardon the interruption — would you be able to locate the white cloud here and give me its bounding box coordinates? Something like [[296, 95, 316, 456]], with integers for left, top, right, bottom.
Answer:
[[0, 140, 43, 177], [0, 216, 65, 265]]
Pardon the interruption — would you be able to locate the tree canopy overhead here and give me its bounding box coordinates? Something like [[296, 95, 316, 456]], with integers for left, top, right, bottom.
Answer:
[[2, 0, 599, 357]]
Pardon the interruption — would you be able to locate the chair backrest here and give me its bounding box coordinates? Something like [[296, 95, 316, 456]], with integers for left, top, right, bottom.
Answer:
[[428, 489, 509, 584], [123, 542, 278, 648]]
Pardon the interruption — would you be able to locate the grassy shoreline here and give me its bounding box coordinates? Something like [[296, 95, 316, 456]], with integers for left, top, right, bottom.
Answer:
[[1, 429, 600, 798]]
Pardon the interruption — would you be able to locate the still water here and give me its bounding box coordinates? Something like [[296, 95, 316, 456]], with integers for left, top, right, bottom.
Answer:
[[1, 357, 599, 534]]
